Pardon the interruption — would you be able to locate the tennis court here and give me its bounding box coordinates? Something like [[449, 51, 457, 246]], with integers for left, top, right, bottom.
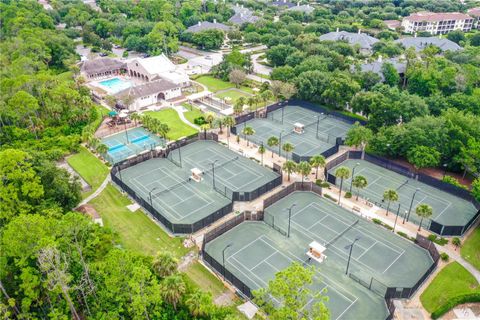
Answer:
[[102, 127, 165, 163], [205, 192, 434, 319], [329, 160, 478, 228], [174, 140, 280, 193], [235, 104, 352, 160], [114, 157, 231, 225]]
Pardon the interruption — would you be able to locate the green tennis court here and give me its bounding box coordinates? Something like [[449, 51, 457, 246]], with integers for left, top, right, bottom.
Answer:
[[173, 140, 280, 193], [205, 192, 434, 319], [102, 127, 165, 163], [235, 104, 352, 160], [329, 160, 478, 228]]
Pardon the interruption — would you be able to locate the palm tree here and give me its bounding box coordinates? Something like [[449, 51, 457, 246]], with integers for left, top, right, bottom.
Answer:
[[205, 111, 216, 125], [309, 155, 326, 180], [185, 290, 212, 317], [223, 116, 236, 137], [212, 117, 224, 133], [282, 142, 294, 160], [260, 90, 274, 108], [415, 204, 433, 231], [297, 161, 312, 186], [96, 143, 109, 156], [267, 136, 279, 158], [383, 189, 399, 216], [283, 160, 297, 181], [247, 96, 257, 111], [161, 275, 186, 310], [130, 112, 141, 127], [258, 144, 266, 165], [242, 126, 255, 146], [335, 166, 351, 204], [352, 175, 368, 200], [451, 237, 461, 251], [234, 97, 246, 115], [82, 131, 93, 144], [152, 252, 178, 278], [89, 137, 100, 150], [158, 123, 170, 140]]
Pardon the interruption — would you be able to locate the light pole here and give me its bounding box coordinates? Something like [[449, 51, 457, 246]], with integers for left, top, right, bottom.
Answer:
[[278, 130, 284, 157], [442, 163, 448, 179], [222, 243, 233, 280], [349, 162, 360, 194], [149, 186, 161, 206], [210, 159, 219, 189], [392, 204, 401, 233], [316, 114, 321, 139], [285, 203, 296, 238], [405, 188, 420, 223], [344, 236, 361, 275], [281, 105, 285, 124]]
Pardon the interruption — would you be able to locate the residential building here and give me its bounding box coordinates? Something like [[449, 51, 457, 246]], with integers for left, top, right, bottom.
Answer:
[[384, 20, 401, 30], [357, 57, 406, 81], [394, 36, 462, 52], [114, 79, 181, 111], [319, 30, 379, 55], [271, 0, 295, 8], [127, 54, 190, 87], [185, 20, 231, 33], [229, 4, 259, 25], [468, 8, 480, 29], [287, 3, 315, 14], [401, 11, 474, 35]]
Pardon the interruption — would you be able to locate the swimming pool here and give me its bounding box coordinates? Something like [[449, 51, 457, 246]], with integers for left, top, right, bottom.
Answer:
[[98, 77, 132, 93]]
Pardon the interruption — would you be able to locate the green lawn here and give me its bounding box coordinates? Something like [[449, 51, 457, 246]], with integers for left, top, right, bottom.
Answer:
[[182, 103, 204, 125], [67, 146, 109, 197], [184, 261, 227, 297], [420, 262, 479, 312], [215, 89, 252, 104], [144, 108, 198, 140], [90, 184, 189, 258], [461, 227, 480, 270], [195, 75, 254, 94]]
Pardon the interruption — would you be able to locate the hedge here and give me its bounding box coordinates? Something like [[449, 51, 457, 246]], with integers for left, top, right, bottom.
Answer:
[[431, 293, 480, 319]]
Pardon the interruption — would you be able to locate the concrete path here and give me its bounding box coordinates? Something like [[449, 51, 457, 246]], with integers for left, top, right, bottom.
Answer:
[[250, 53, 272, 76], [247, 74, 270, 84], [172, 105, 200, 130], [77, 174, 111, 207], [440, 247, 480, 283]]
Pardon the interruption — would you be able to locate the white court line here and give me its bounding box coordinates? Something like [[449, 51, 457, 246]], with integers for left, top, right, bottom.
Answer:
[[355, 241, 378, 260], [382, 250, 405, 274], [228, 235, 358, 318], [249, 250, 279, 271]]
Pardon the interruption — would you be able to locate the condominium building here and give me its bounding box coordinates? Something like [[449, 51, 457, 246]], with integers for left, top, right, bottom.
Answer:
[[401, 11, 474, 35]]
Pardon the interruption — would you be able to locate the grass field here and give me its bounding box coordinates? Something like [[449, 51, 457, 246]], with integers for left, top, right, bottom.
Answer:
[[461, 227, 480, 270], [420, 262, 480, 312], [67, 146, 109, 197], [184, 261, 227, 297], [215, 89, 252, 104], [90, 184, 189, 258], [144, 108, 198, 140], [196, 75, 253, 94], [182, 103, 204, 125]]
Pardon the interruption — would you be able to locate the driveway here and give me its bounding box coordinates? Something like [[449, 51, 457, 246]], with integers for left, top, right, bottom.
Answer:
[[251, 53, 272, 76], [176, 46, 224, 75]]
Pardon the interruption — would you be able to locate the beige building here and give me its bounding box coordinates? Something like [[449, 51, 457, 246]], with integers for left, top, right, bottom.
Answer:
[[401, 11, 474, 35], [126, 54, 190, 87]]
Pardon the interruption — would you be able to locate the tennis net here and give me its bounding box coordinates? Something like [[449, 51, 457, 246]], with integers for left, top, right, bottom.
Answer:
[[304, 115, 329, 130], [396, 179, 409, 191], [151, 177, 192, 199], [202, 156, 239, 175], [326, 220, 359, 248], [166, 151, 182, 168], [264, 211, 287, 237]]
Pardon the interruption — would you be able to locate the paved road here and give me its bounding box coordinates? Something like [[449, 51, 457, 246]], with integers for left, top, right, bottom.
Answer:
[[251, 53, 272, 76]]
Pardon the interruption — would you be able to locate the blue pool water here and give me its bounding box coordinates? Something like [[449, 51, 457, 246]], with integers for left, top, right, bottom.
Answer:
[[99, 77, 132, 93]]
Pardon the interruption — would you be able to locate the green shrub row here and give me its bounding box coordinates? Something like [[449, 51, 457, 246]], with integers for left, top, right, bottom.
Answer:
[[324, 194, 337, 202], [428, 234, 449, 246], [431, 293, 480, 319], [397, 231, 416, 242], [372, 218, 393, 230]]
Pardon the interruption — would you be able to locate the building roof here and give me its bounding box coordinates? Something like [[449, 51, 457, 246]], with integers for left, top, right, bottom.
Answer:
[[358, 57, 406, 80], [271, 0, 296, 8], [319, 31, 379, 50], [229, 12, 260, 25], [186, 21, 231, 33], [114, 79, 178, 99], [129, 54, 175, 76], [403, 11, 473, 22], [287, 4, 315, 14], [394, 37, 462, 52], [384, 20, 401, 29], [468, 8, 480, 18], [80, 58, 126, 76]]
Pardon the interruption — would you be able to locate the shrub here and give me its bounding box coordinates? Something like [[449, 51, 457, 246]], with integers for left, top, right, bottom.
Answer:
[[431, 293, 480, 319], [324, 194, 337, 202], [372, 218, 382, 225], [345, 191, 352, 198], [428, 234, 448, 246], [440, 252, 449, 261], [396, 231, 415, 241], [194, 116, 206, 125], [442, 175, 468, 190]]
